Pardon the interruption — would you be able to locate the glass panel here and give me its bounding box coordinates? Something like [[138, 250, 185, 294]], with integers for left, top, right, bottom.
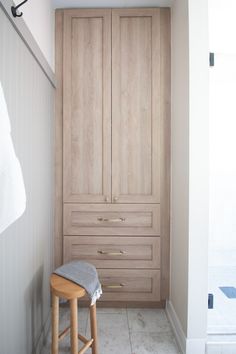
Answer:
[[208, 52, 236, 334]]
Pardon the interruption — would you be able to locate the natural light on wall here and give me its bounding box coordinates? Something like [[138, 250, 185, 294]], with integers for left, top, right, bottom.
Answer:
[[208, 0, 236, 335], [209, 0, 236, 265]]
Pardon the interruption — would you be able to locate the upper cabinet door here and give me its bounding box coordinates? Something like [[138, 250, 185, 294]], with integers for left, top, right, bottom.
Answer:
[[63, 9, 111, 203], [112, 9, 161, 204]]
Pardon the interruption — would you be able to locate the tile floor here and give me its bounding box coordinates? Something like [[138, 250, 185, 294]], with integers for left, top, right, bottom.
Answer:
[[41, 306, 181, 354]]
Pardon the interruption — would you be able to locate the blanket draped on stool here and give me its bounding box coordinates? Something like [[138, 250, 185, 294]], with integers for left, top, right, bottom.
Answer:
[[53, 261, 102, 305]]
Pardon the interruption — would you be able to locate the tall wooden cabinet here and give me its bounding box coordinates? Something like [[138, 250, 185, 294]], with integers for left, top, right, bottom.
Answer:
[[55, 8, 170, 306]]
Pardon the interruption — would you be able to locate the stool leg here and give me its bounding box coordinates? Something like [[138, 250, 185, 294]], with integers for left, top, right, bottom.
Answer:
[[70, 298, 78, 354], [90, 303, 98, 354], [51, 293, 59, 354]]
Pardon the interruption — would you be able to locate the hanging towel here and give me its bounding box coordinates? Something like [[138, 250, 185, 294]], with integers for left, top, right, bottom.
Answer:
[[0, 82, 26, 235], [54, 261, 102, 305]]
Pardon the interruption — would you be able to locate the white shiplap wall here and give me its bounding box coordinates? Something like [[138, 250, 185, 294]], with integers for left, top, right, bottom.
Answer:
[[0, 7, 54, 354]]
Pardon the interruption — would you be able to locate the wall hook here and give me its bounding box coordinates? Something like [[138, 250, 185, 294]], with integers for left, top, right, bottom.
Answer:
[[11, 0, 28, 18]]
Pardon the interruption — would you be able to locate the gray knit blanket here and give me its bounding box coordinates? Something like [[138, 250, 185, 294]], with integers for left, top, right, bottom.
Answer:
[[54, 261, 102, 305]]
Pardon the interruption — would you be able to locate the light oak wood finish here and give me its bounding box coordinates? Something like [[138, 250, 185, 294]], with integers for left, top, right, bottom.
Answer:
[[70, 298, 78, 354], [90, 303, 98, 354], [50, 274, 98, 354], [160, 8, 171, 300], [52, 293, 59, 354], [80, 300, 166, 308], [97, 269, 160, 302], [55, 8, 171, 307], [63, 9, 111, 203], [51, 274, 86, 299], [112, 8, 161, 204], [64, 236, 160, 268], [64, 204, 160, 236]]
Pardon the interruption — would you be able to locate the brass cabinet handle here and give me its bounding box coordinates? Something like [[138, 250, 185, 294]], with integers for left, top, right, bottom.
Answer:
[[102, 283, 125, 289], [97, 217, 126, 223], [97, 250, 126, 256], [104, 196, 109, 202], [113, 196, 118, 202]]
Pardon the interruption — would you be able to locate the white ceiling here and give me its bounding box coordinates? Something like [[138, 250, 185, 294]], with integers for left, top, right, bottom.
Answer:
[[53, 0, 174, 9]]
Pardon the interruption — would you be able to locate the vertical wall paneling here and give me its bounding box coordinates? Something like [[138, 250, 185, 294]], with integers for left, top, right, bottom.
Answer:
[[0, 8, 54, 354], [55, 9, 64, 268]]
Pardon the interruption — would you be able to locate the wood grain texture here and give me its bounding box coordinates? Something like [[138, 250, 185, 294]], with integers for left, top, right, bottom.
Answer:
[[97, 269, 160, 302], [79, 300, 166, 308], [64, 203, 160, 236], [51, 293, 59, 354], [55, 8, 171, 307], [51, 274, 86, 300], [54, 10, 64, 268], [63, 9, 111, 203], [70, 298, 78, 354], [64, 236, 160, 268], [112, 8, 161, 204], [90, 304, 98, 354], [160, 8, 171, 300]]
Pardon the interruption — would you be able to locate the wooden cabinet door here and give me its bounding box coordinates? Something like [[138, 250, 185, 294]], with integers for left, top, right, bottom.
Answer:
[[112, 9, 161, 204], [63, 9, 111, 203]]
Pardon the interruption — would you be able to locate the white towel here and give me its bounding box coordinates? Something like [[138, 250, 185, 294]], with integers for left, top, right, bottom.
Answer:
[[0, 82, 26, 235]]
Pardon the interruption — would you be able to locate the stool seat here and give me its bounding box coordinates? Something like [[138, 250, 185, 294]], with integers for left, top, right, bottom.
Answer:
[[51, 274, 86, 299]]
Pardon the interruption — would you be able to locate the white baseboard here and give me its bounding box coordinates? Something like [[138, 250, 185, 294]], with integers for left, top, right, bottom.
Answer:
[[185, 338, 206, 354], [206, 334, 236, 354], [166, 300, 186, 353], [166, 301, 207, 354], [35, 312, 51, 354]]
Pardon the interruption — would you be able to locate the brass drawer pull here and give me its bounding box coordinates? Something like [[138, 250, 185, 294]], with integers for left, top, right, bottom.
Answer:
[[102, 283, 125, 289], [97, 250, 126, 256], [97, 217, 126, 223]]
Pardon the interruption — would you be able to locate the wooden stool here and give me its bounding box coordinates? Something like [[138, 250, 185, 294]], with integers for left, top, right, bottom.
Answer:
[[50, 274, 98, 354]]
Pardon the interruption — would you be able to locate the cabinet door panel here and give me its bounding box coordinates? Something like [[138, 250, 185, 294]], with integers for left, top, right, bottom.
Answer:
[[63, 9, 111, 203], [112, 9, 161, 203]]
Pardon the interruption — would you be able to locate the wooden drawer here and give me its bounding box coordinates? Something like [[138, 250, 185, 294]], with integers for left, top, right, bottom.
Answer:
[[63, 204, 160, 235], [97, 269, 160, 302], [63, 236, 160, 268]]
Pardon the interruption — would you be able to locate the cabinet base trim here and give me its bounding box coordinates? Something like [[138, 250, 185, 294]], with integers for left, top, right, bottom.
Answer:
[[77, 300, 166, 308]]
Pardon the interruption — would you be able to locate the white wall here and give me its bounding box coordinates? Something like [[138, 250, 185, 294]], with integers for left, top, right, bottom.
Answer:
[[169, 0, 209, 353], [53, 0, 173, 8], [187, 0, 209, 351], [22, 0, 55, 69], [209, 0, 236, 267], [0, 6, 54, 354], [170, 0, 189, 337]]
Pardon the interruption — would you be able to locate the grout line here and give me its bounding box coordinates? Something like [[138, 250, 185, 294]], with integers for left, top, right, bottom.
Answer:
[[126, 308, 134, 354]]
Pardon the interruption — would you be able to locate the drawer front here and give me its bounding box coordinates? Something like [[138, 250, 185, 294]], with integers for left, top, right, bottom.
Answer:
[[97, 269, 160, 302], [64, 204, 160, 235], [64, 236, 160, 268]]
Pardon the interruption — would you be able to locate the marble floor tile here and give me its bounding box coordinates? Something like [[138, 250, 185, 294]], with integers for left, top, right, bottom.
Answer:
[[41, 308, 180, 354], [130, 332, 181, 354], [41, 305, 89, 354], [127, 309, 172, 334], [86, 313, 132, 354]]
